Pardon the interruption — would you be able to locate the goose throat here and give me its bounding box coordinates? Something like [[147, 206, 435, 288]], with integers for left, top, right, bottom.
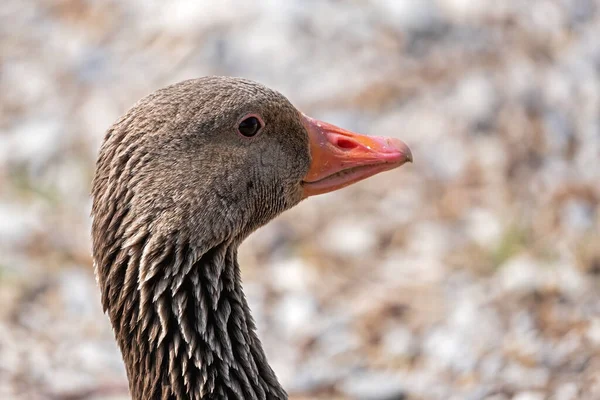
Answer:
[[96, 236, 285, 400]]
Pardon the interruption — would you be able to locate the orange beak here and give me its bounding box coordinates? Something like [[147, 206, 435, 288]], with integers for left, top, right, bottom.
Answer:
[[301, 114, 412, 198]]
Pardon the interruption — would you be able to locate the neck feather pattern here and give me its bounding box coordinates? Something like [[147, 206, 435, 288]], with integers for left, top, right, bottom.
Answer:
[[94, 229, 286, 400]]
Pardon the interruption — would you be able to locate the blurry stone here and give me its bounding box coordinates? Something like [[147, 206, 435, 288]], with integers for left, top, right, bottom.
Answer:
[[479, 352, 505, 382], [275, 293, 318, 338], [154, 0, 236, 33], [484, 395, 510, 400], [4, 119, 63, 170], [561, 199, 595, 234], [54, 158, 93, 201], [553, 261, 588, 297], [382, 325, 416, 358], [502, 363, 549, 391], [586, 318, 600, 346], [422, 290, 503, 375], [504, 58, 539, 100], [439, 0, 483, 20], [380, 252, 445, 285], [373, 0, 440, 33], [473, 136, 508, 180], [317, 325, 361, 358], [58, 268, 99, 317], [512, 392, 545, 400], [405, 221, 453, 258], [340, 371, 406, 400], [547, 331, 584, 369], [320, 218, 377, 258], [425, 137, 469, 181], [75, 340, 126, 375], [378, 187, 421, 226], [551, 382, 579, 400], [0, 204, 41, 246], [497, 255, 545, 294], [270, 257, 313, 293], [90, 396, 131, 400], [289, 357, 343, 394], [439, 0, 514, 22], [543, 111, 574, 156], [424, 327, 468, 372], [1, 61, 57, 106], [373, 108, 450, 146], [543, 68, 573, 109], [80, 92, 122, 147], [529, 1, 565, 38], [451, 73, 498, 129], [465, 208, 503, 249]]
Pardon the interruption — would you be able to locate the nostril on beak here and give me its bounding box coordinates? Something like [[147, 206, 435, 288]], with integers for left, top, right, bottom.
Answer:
[[335, 137, 360, 150]]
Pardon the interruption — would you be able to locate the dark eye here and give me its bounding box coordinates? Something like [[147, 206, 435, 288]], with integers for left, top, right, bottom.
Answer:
[[238, 116, 262, 137]]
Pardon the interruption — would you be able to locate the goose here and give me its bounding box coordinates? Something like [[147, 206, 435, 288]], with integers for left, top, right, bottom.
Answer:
[[91, 76, 412, 400]]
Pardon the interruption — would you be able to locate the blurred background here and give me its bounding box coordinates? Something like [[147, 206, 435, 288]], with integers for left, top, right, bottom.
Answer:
[[1, 1, 599, 399]]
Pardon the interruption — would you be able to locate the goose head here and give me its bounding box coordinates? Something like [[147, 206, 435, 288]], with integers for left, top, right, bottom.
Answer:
[[91, 76, 411, 400]]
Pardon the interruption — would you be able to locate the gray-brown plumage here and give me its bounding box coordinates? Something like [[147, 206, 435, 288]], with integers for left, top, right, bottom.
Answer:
[[91, 76, 411, 400]]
